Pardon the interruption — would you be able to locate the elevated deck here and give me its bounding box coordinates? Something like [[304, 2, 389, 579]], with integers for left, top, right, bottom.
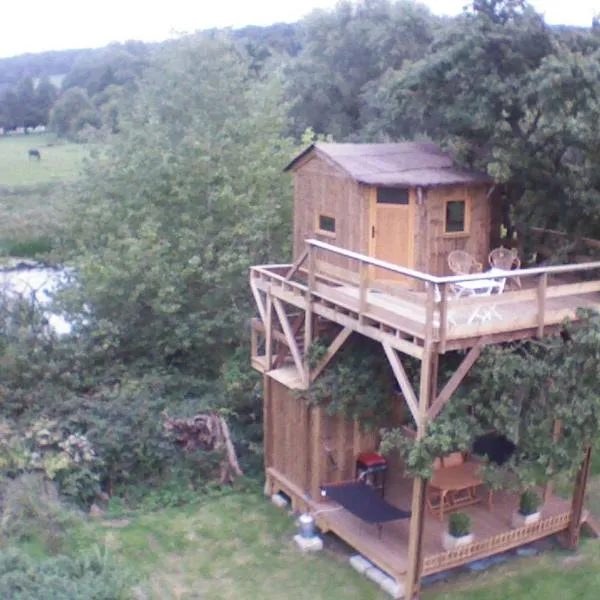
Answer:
[[266, 466, 572, 585], [251, 239, 600, 368]]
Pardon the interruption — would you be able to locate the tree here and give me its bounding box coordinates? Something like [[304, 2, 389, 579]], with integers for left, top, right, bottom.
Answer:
[[285, 0, 437, 140], [33, 77, 59, 125], [62, 34, 296, 378], [386, 0, 600, 240], [49, 87, 95, 137]]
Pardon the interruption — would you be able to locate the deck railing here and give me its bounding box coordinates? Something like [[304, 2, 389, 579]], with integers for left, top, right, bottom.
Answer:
[[303, 239, 600, 349]]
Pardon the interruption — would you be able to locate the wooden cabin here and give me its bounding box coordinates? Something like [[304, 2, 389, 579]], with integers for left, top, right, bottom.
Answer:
[[286, 142, 496, 280], [250, 143, 600, 599]]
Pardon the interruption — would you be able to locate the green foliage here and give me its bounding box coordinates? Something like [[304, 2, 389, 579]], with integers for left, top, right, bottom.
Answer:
[[380, 393, 479, 478], [0, 473, 81, 553], [0, 546, 130, 600], [448, 512, 472, 537], [389, 0, 600, 239], [519, 490, 541, 516], [286, 0, 437, 140], [305, 335, 407, 428]]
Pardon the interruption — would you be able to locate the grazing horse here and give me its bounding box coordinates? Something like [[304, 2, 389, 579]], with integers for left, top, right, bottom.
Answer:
[[28, 149, 41, 161]]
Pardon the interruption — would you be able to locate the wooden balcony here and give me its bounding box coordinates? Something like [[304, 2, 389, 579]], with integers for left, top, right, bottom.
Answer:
[[266, 465, 573, 586], [250, 239, 600, 367]]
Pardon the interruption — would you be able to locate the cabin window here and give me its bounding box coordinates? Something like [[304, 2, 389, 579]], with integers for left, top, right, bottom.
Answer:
[[317, 214, 336, 237], [445, 199, 468, 234], [377, 187, 409, 204]]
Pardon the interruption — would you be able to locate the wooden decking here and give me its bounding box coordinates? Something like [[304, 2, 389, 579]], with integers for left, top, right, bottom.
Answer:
[[250, 239, 600, 370], [314, 477, 571, 583]]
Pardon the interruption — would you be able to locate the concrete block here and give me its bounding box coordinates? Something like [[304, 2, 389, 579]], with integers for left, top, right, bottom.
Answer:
[[293, 534, 324, 553], [365, 566, 387, 585], [349, 554, 373, 575], [271, 493, 289, 508], [380, 576, 405, 599]]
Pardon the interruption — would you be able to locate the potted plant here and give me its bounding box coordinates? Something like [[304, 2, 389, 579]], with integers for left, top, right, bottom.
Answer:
[[442, 512, 474, 550], [512, 490, 541, 528]]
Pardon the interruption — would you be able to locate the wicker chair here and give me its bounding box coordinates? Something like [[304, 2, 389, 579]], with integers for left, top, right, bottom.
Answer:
[[447, 250, 483, 276], [489, 246, 521, 289]]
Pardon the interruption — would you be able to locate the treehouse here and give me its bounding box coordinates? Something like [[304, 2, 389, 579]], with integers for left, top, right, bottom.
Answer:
[[250, 142, 600, 599]]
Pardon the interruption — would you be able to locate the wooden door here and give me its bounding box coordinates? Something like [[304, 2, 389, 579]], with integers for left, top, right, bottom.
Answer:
[[371, 187, 414, 284]]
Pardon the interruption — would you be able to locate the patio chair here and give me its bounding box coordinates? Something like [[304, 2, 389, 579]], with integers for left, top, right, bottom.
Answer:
[[488, 246, 521, 289], [448, 250, 483, 276]]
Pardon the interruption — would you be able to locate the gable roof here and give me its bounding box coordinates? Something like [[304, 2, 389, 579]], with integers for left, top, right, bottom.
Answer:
[[284, 142, 492, 188]]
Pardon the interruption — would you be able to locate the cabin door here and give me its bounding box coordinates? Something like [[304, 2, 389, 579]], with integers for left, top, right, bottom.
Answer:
[[371, 187, 414, 285]]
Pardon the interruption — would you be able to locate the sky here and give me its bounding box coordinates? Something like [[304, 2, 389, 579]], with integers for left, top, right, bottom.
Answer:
[[0, 0, 598, 59]]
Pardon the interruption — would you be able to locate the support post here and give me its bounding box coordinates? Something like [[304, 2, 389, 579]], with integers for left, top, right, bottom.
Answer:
[[265, 294, 273, 370], [405, 284, 436, 599], [567, 446, 593, 549], [537, 272, 548, 338], [359, 260, 368, 324]]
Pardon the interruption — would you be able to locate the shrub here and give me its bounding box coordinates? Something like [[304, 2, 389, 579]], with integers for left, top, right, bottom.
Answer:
[[0, 546, 131, 600], [0, 473, 81, 553], [519, 490, 541, 516], [448, 512, 472, 538]]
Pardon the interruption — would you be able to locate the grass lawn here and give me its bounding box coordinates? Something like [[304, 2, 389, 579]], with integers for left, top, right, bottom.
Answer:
[[63, 488, 600, 600], [74, 492, 387, 600], [0, 133, 89, 187]]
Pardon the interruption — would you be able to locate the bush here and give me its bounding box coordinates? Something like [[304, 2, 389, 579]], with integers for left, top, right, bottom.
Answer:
[[448, 512, 472, 538], [519, 490, 541, 516], [0, 473, 81, 553], [0, 546, 131, 600]]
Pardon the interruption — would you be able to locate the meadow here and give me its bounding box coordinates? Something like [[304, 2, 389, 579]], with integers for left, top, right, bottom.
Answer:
[[0, 132, 88, 187], [0, 133, 89, 256], [53, 489, 599, 600]]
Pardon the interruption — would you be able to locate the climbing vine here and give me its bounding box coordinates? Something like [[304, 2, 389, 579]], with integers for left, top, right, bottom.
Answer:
[[304, 334, 419, 430], [382, 309, 600, 484]]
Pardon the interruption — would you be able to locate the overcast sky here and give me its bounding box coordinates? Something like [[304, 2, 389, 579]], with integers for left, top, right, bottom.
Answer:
[[1, 0, 598, 59]]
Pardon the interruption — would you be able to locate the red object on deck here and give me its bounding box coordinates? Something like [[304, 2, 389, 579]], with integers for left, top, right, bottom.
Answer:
[[357, 452, 387, 468], [356, 453, 388, 497]]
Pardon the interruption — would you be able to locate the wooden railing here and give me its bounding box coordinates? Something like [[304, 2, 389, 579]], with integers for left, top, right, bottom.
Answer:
[[303, 239, 600, 349], [250, 240, 600, 361], [422, 511, 572, 576]]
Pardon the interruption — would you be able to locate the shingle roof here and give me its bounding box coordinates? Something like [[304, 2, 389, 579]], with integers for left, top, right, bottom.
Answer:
[[284, 142, 491, 187]]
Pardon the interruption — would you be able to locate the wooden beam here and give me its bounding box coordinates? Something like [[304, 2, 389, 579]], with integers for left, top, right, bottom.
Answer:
[[382, 343, 419, 424], [265, 295, 273, 370], [537, 273, 548, 338], [285, 249, 308, 281], [359, 260, 369, 324], [567, 445, 593, 549], [304, 247, 315, 385], [310, 406, 323, 500], [310, 327, 352, 383], [427, 337, 487, 421], [405, 340, 435, 599], [274, 313, 304, 368], [273, 298, 305, 378], [250, 276, 267, 324]]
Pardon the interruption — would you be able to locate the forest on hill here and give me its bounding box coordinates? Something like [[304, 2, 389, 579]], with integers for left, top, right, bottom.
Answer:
[[2, 1, 600, 594]]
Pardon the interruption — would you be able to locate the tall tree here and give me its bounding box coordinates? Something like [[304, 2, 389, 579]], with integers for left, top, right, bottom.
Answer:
[[286, 0, 437, 140], [34, 77, 59, 125], [63, 34, 296, 377], [386, 0, 600, 239]]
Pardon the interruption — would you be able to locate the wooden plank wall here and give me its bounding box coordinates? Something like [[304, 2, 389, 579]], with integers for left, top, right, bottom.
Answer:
[[414, 184, 492, 276], [267, 378, 380, 500], [292, 153, 370, 267]]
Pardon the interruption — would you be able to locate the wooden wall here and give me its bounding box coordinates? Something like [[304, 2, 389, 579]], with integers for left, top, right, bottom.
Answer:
[[414, 184, 492, 276], [292, 153, 370, 267], [266, 377, 381, 501]]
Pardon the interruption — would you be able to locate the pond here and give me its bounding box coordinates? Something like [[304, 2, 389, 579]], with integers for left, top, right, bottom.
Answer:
[[0, 261, 72, 334]]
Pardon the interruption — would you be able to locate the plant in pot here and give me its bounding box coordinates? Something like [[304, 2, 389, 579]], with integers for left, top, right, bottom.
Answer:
[[442, 512, 474, 550], [512, 490, 541, 528]]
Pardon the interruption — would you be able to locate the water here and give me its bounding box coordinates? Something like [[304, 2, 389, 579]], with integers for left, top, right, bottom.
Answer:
[[0, 265, 72, 334]]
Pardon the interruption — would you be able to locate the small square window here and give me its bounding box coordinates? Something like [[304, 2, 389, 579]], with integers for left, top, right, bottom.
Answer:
[[318, 214, 336, 234], [445, 200, 466, 233], [377, 187, 409, 204]]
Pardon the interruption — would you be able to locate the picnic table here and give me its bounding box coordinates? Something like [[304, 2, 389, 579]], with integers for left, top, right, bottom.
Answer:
[[427, 462, 492, 520]]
